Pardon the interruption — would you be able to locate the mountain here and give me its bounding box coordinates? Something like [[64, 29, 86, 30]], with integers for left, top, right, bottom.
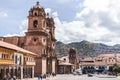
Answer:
[[113, 44, 120, 49], [55, 40, 120, 57], [55, 41, 72, 57]]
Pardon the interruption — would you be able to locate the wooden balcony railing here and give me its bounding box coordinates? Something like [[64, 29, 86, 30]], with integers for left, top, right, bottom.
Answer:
[[0, 59, 14, 65]]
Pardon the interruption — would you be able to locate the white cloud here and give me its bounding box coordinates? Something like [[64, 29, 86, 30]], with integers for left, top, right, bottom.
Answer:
[[52, 12, 58, 17], [19, 19, 28, 35], [0, 11, 8, 17], [45, 8, 51, 14], [53, 0, 120, 45], [4, 34, 20, 37], [55, 16, 111, 44], [19, 19, 28, 30]]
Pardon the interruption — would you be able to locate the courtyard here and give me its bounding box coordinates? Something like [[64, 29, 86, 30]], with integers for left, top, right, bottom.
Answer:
[[26, 74, 120, 80]]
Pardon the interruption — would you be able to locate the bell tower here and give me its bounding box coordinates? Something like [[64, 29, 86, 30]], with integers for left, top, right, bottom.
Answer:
[[25, 2, 48, 55], [69, 48, 78, 70], [28, 2, 46, 32], [24, 2, 57, 76], [25, 2, 48, 75]]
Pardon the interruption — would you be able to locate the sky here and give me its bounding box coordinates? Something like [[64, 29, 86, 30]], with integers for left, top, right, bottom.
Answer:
[[0, 0, 120, 46]]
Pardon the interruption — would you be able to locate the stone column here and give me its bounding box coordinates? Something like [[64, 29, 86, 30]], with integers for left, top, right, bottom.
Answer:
[[42, 57, 46, 74], [52, 59, 55, 73], [13, 67, 15, 77], [20, 66, 23, 79], [8, 66, 10, 73], [32, 66, 34, 78]]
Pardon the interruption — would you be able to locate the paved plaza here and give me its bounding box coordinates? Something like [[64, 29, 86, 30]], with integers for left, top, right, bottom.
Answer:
[[25, 74, 120, 80]]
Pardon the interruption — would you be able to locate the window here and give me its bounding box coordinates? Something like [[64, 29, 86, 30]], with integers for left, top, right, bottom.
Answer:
[[64, 58, 66, 61], [33, 20, 38, 28], [43, 38, 46, 42], [32, 37, 38, 42], [19, 56, 22, 65], [15, 55, 17, 64], [34, 38, 37, 42], [34, 12, 37, 16]]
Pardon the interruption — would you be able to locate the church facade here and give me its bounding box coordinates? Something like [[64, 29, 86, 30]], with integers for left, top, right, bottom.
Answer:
[[0, 2, 56, 76]]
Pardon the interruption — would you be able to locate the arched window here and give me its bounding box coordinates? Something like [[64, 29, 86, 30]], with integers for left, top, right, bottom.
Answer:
[[33, 20, 38, 28], [34, 12, 37, 16]]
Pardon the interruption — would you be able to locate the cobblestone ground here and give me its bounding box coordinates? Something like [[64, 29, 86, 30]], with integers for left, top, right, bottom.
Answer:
[[25, 74, 120, 80], [48, 74, 120, 80]]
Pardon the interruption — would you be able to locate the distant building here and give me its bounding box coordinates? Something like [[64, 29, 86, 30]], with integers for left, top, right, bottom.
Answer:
[[57, 48, 80, 74], [0, 41, 37, 79], [57, 56, 73, 74], [0, 2, 56, 76], [79, 53, 120, 73]]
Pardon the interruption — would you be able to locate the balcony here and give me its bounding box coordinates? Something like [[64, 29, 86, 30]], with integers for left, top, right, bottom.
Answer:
[[0, 59, 14, 65], [24, 61, 36, 66]]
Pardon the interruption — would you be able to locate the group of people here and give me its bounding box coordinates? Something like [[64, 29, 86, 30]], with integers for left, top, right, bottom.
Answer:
[[3, 73, 16, 80]]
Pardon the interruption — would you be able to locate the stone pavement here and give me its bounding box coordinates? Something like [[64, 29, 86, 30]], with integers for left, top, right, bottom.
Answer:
[[22, 74, 120, 80], [22, 76, 55, 80]]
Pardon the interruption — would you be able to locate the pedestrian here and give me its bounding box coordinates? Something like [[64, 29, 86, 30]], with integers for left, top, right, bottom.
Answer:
[[37, 74, 42, 80]]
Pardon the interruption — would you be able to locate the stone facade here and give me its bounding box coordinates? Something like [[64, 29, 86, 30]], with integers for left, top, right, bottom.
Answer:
[[0, 2, 56, 76]]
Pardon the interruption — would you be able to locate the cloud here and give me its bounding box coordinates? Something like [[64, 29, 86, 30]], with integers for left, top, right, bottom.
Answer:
[[45, 8, 51, 14], [19, 19, 28, 35], [56, 0, 79, 4], [52, 12, 58, 17], [4, 34, 20, 37], [4, 19, 28, 37], [56, 0, 70, 4], [54, 0, 120, 45], [3, 0, 120, 46], [54, 16, 111, 43], [19, 19, 28, 30], [0, 11, 8, 17]]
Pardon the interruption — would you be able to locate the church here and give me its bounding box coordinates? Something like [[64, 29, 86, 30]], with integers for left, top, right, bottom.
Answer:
[[0, 2, 57, 76]]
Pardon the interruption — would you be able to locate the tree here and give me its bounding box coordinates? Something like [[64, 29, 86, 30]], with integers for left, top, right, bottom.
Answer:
[[112, 64, 120, 76]]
